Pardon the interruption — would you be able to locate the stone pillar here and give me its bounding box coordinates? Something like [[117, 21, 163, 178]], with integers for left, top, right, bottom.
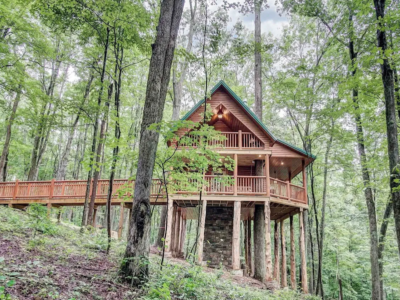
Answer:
[[232, 201, 242, 275], [254, 204, 266, 281], [265, 200, 272, 280], [280, 220, 287, 287], [290, 215, 296, 289], [196, 199, 207, 265], [299, 209, 308, 293], [273, 221, 280, 283]]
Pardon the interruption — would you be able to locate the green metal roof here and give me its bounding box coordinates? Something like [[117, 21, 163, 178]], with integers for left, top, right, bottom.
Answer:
[[181, 80, 316, 160]]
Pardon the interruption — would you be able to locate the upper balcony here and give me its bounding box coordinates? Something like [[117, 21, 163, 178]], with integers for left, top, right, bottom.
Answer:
[[176, 130, 266, 150]]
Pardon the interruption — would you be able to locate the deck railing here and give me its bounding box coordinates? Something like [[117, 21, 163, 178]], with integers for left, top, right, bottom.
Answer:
[[178, 131, 264, 149], [0, 177, 307, 204]]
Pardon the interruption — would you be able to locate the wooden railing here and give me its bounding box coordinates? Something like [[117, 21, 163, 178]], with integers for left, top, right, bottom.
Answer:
[[0, 179, 163, 200], [178, 131, 264, 149], [0, 177, 307, 204]]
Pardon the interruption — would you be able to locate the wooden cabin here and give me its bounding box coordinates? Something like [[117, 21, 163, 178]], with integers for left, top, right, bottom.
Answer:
[[0, 80, 314, 290], [164, 80, 314, 290]]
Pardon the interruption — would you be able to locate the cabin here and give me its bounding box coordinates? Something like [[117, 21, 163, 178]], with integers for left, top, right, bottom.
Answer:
[[0, 80, 314, 290], [163, 80, 314, 290]]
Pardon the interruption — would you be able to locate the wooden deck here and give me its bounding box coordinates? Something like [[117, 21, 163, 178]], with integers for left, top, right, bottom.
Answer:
[[0, 176, 307, 211]]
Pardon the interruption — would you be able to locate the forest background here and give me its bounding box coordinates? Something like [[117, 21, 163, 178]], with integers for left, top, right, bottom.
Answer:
[[1, 0, 400, 298]]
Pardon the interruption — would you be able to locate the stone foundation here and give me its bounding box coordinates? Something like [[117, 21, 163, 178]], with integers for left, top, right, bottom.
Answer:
[[203, 207, 233, 268]]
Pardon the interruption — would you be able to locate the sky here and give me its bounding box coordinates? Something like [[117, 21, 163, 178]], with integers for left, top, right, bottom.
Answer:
[[215, 0, 289, 37]]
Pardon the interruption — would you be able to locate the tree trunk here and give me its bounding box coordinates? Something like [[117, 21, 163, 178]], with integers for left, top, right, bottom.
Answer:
[[82, 28, 110, 227], [0, 89, 21, 181], [254, 0, 262, 121], [349, 26, 381, 298], [56, 73, 94, 180], [120, 0, 184, 286], [373, 0, 400, 260]]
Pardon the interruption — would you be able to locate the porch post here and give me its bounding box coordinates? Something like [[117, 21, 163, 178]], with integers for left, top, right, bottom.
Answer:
[[244, 218, 249, 275], [165, 199, 174, 255], [265, 199, 272, 280], [93, 206, 98, 228], [265, 155, 270, 197], [47, 203, 52, 217], [234, 153, 238, 196], [118, 203, 125, 239], [290, 215, 297, 289], [280, 220, 287, 287], [232, 201, 241, 273], [247, 216, 253, 275], [273, 221, 280, 283], [180, 217, 186, 256], [302, 160, 307, 203], [299, 209, 308, 293], [197, 199, 207, 265]]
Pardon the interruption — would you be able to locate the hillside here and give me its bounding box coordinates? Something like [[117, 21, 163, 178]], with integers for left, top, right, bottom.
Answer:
[[0, 206, 318, 300]]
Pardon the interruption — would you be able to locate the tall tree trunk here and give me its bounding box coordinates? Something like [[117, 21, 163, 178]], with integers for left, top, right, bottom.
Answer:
[[349, 16, 381, 297], [88, 82, 112, 226], [155, 0, 197, 248], [120, 0, 184, 285], [254, 0, 262, 121], [82, 28, 110, 227], [0, 89, 21, 181], [56, 73, 94, 180], [372, 0, 400, 259]]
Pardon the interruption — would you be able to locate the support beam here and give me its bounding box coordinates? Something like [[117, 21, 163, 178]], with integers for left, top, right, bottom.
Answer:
[[174, 208, 181, 257], [265, 200, 272, 281], [299, 209, 308, 293], [180, 217, 186, 256], [302, 160, 307, 203], [57, 209, 62, 224], [244, 218, 249, 275], [165, 198, 174, 254], [290, 215, 296, 289], [247, 217, 253, 275], [170, 205, 177, 256], [118, 203, 125, 239], [273, 221, 280, 283], [280, 220, 287, 287], [8, 203, 12, 208], [265, 155, 270, 197], [254, 204, 266, 281], [232, 201, 241, 271], [196, 199, 207, 265]]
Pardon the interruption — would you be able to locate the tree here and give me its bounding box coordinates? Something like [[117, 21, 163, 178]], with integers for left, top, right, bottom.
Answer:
[[120, 0, 184, 285]]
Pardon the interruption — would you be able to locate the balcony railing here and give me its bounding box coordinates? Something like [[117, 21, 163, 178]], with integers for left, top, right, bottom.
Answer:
[[0, 177, 307, 205], [178, 131, 264, 149]]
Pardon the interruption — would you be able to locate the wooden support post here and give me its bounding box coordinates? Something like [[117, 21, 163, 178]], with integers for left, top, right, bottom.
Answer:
[[264, 200, 272, 281], [244, 218, 249, 275], [13, 180, 19, 199], [170, 205, 177, 256], [254, 204, 266, 281], [299, 209, 308, 293], [180, 217, 186, 256], [174, 208, 181, 256], [196, 199, 207, 265], [290, 215, 296, 289], [248, 217, 253, 275], [118, 203, 125, 239], [280, 219, 287, 287], [238, 130, 242, 149], [232, 201, 241, 271], [273, 221, 280, 283], [234, 153, 238, 196], [47, 203, 52, 217], [265, 155, 270, 197], [165, 199, 174, 255]]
